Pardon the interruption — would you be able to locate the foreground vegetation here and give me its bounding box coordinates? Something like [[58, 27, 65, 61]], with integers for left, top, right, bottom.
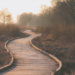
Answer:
[[31, 0, 75, 74], [0, 24, 29, 68], [32, 25, 75, 75]]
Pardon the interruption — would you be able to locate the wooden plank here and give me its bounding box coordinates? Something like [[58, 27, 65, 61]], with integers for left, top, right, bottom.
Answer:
[[0, 30, 58, 75]]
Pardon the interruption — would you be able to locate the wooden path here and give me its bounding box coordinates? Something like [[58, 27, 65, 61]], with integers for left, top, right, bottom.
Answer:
[[0, 30, 58, 75]]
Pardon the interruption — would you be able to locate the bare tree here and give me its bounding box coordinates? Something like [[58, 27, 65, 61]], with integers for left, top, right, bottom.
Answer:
[[6, 14, 12, 23], [66, 0, 75, 23], [0, 8, 13, 24], [51, 0, 65, 6]]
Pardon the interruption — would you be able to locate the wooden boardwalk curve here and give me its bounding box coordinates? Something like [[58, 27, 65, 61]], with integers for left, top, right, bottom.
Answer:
[[0, 30, 58, 75]]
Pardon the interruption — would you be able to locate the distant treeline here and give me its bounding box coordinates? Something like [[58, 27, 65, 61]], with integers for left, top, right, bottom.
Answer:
[[17, 0, 75, 26], [17, 12, 38, 26]]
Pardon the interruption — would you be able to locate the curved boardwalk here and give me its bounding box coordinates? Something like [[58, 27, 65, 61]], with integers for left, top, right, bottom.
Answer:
[[0, 30, 58, 75]]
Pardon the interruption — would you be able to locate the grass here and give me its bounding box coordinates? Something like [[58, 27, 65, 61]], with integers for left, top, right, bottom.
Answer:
[[33, 25, 75, 75], [0, 24, 29, 68], [36, 25, 75, 43], [0, 24, 21, 37]]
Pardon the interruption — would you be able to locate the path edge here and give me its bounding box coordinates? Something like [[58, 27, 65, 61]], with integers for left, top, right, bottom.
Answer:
[[30, 38, 62, 75], [0, 37, 20, 71]]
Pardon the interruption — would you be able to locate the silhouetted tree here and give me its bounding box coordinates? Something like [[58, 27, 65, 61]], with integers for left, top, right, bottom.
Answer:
[[17, 12, 32, 26], [38, 5, 52, 26], [66, 0, 75, 23], [0, 8, 13, 24]]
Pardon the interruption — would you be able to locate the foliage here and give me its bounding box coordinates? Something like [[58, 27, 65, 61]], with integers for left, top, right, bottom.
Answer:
[[0, 8, 13, 24], [36, 0, 75, 26], [17, 12, 33, 26]]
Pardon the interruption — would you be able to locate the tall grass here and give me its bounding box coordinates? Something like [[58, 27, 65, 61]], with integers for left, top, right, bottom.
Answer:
[[36, 26, 51, 33], [36, 25, 75, 42], [0, 23, 28, 68], [51, 25, 75, 40], [0, 24, 21, 37], [35, 25, 75, 75]]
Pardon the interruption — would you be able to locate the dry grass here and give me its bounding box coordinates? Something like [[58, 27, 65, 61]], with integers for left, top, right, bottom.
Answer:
[[36, 25, 75, 43], [33, 25, 75, 75], [0, 24, 29, 68], [32, 35, 75, 75], [36, 26, 51, 33], [0, 24, 21, 37]]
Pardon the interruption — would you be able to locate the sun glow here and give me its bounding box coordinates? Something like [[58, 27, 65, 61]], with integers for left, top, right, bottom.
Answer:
[[0, 0, 52, 22]]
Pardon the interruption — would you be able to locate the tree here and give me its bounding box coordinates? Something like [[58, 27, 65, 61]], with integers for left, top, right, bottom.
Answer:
[[65, 0, 75, 23], [51, 0, 65, 6], [17, 12, 32, 26], [0, 8, 13, 24], [38, 5, 52, 26], [51, 0, 75, 24]]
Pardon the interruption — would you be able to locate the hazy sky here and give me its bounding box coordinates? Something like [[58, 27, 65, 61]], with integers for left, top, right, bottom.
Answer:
[[0, 0, 52, 22]]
